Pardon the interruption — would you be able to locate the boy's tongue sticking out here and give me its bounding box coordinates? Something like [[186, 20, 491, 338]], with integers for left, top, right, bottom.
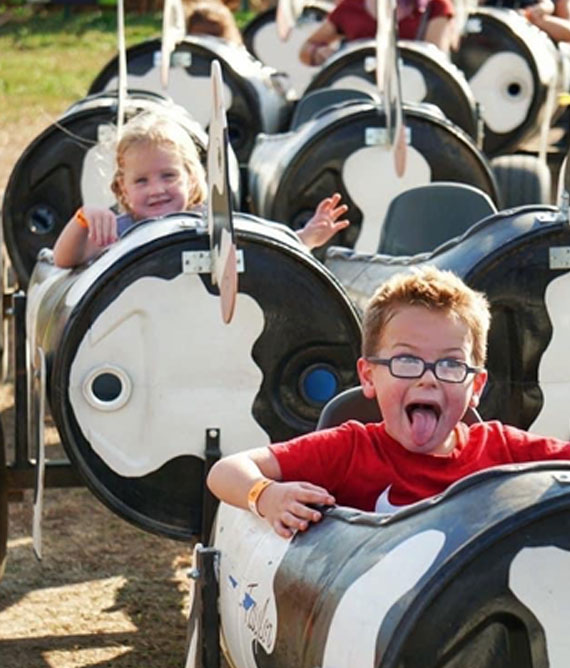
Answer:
[[407, 403, 439, 445]]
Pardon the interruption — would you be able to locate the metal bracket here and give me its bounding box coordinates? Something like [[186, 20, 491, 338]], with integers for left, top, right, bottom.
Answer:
[[182, 250, 244, 275], [553, 471, 570, 484], [365, 126, 411, 147], [185, 545, 221, 668], [549, 247, 570, 269], [536, 211, 564, 225], [202, 428, 221, 546]]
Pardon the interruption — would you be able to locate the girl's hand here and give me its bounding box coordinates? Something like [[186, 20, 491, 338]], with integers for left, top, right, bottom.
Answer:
[[80, 206, 119, 248], [256, 481, 335, 539], [298, 193, 350, 250]]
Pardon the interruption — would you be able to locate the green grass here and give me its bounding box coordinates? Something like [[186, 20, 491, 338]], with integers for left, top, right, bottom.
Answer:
[[0, 9, 163, 122], [0, 8, 255, 123]]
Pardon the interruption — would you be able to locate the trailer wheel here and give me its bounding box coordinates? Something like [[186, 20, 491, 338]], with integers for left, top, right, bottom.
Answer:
[[0, 418, 7, 581], [491, 154, 552, 208]]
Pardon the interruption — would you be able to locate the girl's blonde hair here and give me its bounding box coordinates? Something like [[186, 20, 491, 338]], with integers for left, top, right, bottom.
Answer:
[[362, 266, 491, 366], [111, 111, 208, 213]]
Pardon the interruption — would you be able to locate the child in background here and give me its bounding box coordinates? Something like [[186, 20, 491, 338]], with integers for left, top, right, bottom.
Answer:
[[299, 0, 456, 67], [523, 0, 570, 43], [207, 266, 570, 538], [186, 0, 244, 46], [53, 112, 350, 268]]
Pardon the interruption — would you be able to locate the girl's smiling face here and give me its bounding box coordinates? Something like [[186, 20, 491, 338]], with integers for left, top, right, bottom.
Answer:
[[358, 304, 487, 455], [119, 142, 194, 220]]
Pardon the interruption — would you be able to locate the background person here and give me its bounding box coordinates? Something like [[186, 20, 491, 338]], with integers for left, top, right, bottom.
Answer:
[[299, 0, 456, 66]]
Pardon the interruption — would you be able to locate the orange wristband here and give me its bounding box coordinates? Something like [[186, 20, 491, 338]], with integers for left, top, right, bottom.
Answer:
[[75, 208, 89, 229], [247, 478, 274, 518]]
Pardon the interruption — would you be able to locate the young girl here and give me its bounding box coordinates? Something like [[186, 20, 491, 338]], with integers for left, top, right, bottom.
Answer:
[[53, 112, 350, 268]]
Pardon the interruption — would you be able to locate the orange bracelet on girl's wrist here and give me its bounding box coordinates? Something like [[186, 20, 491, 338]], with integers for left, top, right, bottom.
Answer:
[[247, 478, 274, 518], [74, 207, 89, 229]]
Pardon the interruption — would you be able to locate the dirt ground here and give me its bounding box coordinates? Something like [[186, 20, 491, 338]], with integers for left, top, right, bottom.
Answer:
[[0, 122, 199, 667]]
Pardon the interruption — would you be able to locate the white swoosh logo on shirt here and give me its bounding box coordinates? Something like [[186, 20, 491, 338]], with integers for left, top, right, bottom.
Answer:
[[375, 485, 406, 515]]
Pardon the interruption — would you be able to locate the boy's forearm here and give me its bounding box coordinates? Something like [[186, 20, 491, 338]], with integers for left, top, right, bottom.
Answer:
[[206, 448, 281, 510]]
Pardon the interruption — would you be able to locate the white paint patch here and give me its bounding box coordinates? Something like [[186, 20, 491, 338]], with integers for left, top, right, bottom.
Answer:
[[64, 218, 197, 308], [252, 20, 324, 97], [104, 68, 233, 129], [529, 271, 570, 439], [468, 52, 533, 134], [342, 144, 431, 254], [215, 503, 293, 668], [322, 530, 445, 666], [510, 546, 570, 667], [69, 272, 268, 477], [400, 64, 427, 104], [80, 131, 117, 210]]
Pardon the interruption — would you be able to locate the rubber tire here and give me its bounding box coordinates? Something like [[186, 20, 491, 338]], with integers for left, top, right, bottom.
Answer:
[[491, 154, 552, 208], [0, 418, 7, 581]]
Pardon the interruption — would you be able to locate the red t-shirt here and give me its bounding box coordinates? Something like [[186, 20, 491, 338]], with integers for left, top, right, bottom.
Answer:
[[328, 0, 454, 42], [270, 420, 570, 512]]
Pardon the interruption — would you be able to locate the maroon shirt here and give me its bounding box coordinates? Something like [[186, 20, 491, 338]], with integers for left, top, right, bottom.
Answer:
[[328, 0, 454, 41]]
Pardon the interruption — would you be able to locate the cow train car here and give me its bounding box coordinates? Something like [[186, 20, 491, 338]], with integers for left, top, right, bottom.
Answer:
[[190, 461, 570, 668], [24, 212, 361, 539], [2, 3, 570, 667]]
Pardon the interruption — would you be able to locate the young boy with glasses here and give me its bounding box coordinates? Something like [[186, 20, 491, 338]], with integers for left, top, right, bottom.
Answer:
[[207, 266, 570, 538]]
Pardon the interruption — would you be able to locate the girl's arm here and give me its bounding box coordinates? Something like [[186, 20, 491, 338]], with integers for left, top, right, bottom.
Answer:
[[297, 192, 350, 249], [52, 207, 119, 268]]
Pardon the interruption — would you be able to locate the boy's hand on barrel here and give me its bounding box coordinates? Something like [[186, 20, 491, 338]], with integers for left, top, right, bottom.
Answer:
[[298, 193, 350, 250], [257, 481, 335, 539], [79, 206, 119, 248]]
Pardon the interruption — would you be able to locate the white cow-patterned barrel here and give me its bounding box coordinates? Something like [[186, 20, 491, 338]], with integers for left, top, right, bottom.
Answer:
[[306, 38, 480, 141], [248, 99, 498, 255], [26, 213, 361, 539], [88, 35, 293, 165], [214, 462, 570, 667], [242, 4, 334, 99], [452, 7, 565, 156]]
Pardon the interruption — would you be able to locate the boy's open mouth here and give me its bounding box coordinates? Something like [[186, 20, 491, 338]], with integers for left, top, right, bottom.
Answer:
[[405, 402, 441, 445]]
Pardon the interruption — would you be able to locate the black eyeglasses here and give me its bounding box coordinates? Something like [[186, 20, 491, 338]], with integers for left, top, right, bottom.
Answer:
[[365, 354, 481, 384]]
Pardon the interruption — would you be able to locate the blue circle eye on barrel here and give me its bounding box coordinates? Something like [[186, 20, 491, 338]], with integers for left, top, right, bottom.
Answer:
[[91, 372, 123, 403], [300, 365, 339, 405]]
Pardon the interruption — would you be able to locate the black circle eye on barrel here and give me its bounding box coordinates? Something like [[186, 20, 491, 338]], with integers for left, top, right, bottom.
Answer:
[[299, 364, 340, 406], [26, 205, 57, 235], [91, 372, 123, 403], [507, 82, 522, 97], [82, 365, 132, 411]]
